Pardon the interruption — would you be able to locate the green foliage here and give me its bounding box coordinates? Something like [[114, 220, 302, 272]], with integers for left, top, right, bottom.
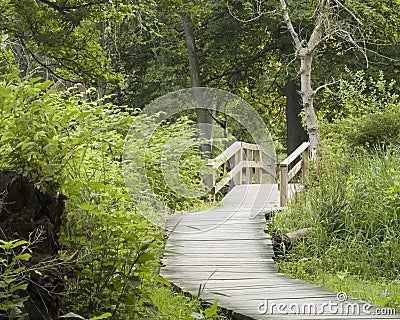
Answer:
[[0, 44, 17, 77], [322, 70, 400, 150], [0, 75, 135, 194], [60, 311, 112, 320], [271, 147, 400, 286], [144, 117, 209, 211], [0, 76, 73, 193], [60, 108, 209, 316], [0, 0, 161, 86], [0, 239, 31, 320], [340, 109, 400, 149], [324, 70, 399, 119], [0, 70, 221, 318], [317, 273, 400, 310]]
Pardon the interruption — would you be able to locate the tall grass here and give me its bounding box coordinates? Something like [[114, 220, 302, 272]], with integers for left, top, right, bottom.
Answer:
[[272, 146, 400, 280]]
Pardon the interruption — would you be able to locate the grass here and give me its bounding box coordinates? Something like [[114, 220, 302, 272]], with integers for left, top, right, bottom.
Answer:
[[150, 285, 230, 320], [270, 145, 400, 310], [278, 261, 400, 310]]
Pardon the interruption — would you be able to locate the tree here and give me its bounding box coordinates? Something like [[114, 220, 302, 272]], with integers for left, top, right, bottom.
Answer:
[[105, 0, 286, 147], [182, 1, 214, 157], [277, 0, 400, 157], [0, 0, 158, 89]]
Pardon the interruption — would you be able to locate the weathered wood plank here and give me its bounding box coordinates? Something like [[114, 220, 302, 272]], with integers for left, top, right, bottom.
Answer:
[[160, 184, 400, 320]]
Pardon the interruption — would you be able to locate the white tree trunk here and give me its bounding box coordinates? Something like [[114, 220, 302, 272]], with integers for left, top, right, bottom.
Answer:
[[299, 53, 320, 158], [279, 0, 323, 158]]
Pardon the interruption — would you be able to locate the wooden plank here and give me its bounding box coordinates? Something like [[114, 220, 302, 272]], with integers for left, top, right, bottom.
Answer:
[[279, 165, 289, 207], [159, 183, 398, 320], [240, 142, 276, 162], [214, 162, 243, 193], [233, 148, 243, 185]]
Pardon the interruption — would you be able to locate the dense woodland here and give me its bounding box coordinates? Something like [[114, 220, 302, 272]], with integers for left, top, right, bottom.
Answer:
[[0, 0, 399, 319]]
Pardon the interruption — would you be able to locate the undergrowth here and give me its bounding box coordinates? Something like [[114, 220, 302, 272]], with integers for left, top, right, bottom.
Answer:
[[271, 146, 400, 309], [0, 74, 226, 319]]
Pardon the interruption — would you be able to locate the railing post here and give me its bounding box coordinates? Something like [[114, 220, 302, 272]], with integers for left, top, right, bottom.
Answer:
[[205, 164, 216, 198], [246, 149, 253, 184], [254, 149, 262, 184], [301, 145, 310, 180], [279, 163, 289, 207], [233, 146, 243, 185]]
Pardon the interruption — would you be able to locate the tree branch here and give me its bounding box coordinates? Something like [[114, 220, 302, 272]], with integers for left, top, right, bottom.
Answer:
[[18, 36, 79, 83], [332, 0, 363, 26], [279, 0, 301, 48], [226, 0, 277, 23], [35, 0, 105, 13], [313, 79, 336, 95], [308, 0, 330, 53]]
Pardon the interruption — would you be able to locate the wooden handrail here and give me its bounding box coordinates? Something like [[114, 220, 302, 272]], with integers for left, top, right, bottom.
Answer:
[[280, 142, 310, 166], [208, 142, 276, 195], [207, 141, 310, 207], [278, 142, 310, 207], [209, 142, 242, 169]]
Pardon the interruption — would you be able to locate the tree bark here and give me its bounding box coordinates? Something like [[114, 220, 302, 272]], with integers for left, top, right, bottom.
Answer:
[[96, 21, 106, 103], [279, 0, 324, 158], [284, 79, 308, 155], [299, 52, 320, 158], [182, 6, 213, 157], [272, 227, 312, 256]]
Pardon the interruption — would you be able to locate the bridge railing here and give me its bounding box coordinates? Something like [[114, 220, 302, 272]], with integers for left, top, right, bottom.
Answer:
[[278, 142, 310, 207], [207, 142, 276, 195], [207, 141, 311, 207]]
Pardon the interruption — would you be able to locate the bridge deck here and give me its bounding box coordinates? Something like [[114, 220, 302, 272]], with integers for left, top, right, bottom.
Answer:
[[160, 184, 399, 319]]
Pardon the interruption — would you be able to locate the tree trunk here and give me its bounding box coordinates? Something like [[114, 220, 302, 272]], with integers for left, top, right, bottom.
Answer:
[[284, 78, 308, 155], [280, 0, 323, 159], [96, 22, 106, 103], [182, 8, 213, 157], [299, 53, 320, 158], [0, 171, 66, 319], [272, 227, 312, 256]]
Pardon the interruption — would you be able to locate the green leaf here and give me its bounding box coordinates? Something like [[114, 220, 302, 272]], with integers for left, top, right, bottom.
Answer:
[[59, 312, 85, 319], [154, 276, 172, 287], [91, 313, 112, 320], [202, 301, 218, 318], [11, 240, 28, 248], [138, 252, 154, 263], [10, 283, 28, 293], [14, 253, 31, 262]]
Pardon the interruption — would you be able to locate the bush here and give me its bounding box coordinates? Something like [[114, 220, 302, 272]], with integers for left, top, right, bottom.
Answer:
[[0, 73, 214, 318], [325, 107, 400, 150], [322, 70, 400, 151]]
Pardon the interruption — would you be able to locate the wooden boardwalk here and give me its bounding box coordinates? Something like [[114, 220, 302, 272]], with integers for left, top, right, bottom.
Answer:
[[160, 184, 399, 320]]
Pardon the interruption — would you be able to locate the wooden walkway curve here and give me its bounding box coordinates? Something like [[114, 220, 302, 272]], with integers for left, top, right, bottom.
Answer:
[[160, 143, 399, 320]]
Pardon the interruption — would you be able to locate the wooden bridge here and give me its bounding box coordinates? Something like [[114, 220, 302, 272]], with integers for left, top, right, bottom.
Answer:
[[160, 142, 399, 319]]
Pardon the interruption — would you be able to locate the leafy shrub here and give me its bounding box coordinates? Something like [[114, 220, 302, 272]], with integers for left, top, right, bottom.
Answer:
[[0, 72, 213, 318], [0, 239, 31, 320], [323, 70, 400, 151], [326, 107, 400, 150]]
